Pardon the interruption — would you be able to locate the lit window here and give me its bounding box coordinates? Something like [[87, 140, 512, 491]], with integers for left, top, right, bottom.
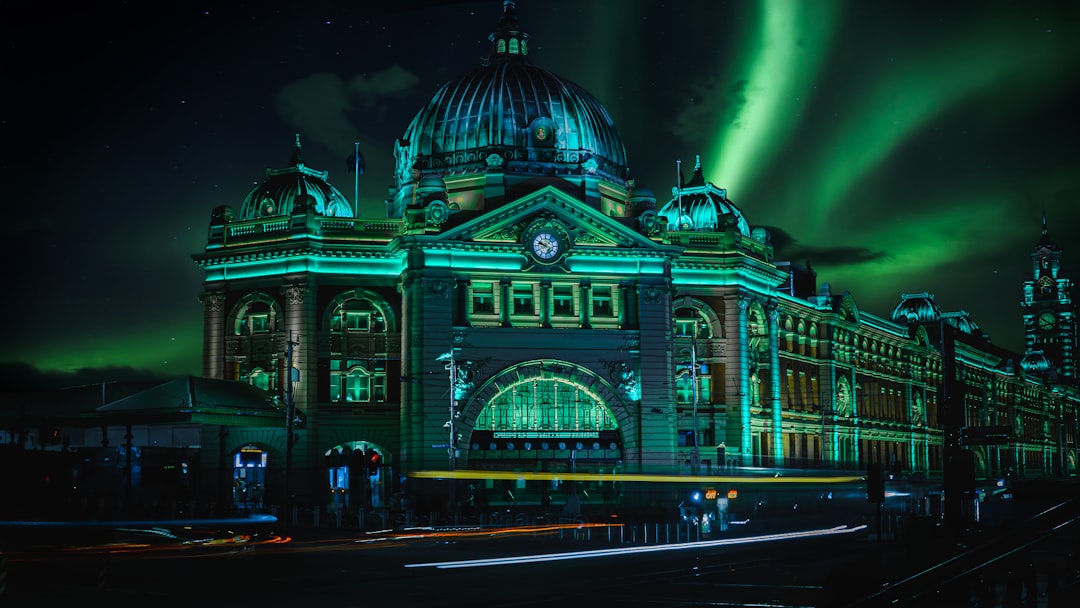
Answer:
[[472, 282, 494, 314], [513, 284, 534, 315], [332, 298, 385, 333], [249, 368, 270, 391], [249, 313, 270, 333], [345, 311, 369, 331], [341, 370, 370, 402], [592, 286, 613, 317], [553, 285, 574, 316], [331, 365, 385, 404]]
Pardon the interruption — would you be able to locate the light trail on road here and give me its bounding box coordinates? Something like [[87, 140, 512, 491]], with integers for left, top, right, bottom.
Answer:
[[404, 524, 867, 569]]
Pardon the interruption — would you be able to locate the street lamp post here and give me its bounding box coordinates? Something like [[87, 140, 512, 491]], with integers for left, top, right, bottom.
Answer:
[[437, 350, 468, 519], [679, 333, 701, 475], [284, 332, 299, 527]]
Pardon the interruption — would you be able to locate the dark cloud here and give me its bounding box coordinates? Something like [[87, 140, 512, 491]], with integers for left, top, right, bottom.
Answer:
[[766, 226, 888, 268]]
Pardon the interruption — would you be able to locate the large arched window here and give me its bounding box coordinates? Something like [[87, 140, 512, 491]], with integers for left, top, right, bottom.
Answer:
[[328, 291, 394, 406], [226, 292, 284, 390], [673, 304, 715, 406], [474, 377, 617, 433]]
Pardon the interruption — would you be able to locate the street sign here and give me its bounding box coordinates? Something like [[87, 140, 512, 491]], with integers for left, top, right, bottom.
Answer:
[[431, 443, 450, 449], [961, 425, 1012, 445]]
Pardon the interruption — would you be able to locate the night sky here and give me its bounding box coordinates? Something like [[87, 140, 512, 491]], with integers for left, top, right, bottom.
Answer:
[[5, 0, 1079, 390]]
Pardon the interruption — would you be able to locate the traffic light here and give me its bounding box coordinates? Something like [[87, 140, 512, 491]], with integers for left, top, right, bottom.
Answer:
[[867, 462, 885, 503]]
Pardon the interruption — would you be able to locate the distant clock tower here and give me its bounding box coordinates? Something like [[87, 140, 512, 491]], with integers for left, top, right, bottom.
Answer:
[[1021, 212, 1077, 384]]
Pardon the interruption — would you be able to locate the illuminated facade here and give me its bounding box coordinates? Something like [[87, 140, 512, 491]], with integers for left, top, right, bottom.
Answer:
[[186, 1, 1078, 512]]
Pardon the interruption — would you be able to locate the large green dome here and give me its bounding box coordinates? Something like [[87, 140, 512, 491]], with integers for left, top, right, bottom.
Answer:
[[393, 1, 629, 191]]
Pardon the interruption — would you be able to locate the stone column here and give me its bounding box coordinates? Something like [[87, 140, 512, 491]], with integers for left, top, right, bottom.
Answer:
[[736, 295, 752, 467], [768, 303, 783, 467], [579, 282, 592, 329], [200, 290, 226, 379], [281, 280, 317, 504]]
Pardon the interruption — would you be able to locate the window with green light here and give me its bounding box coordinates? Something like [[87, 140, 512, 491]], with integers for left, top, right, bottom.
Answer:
[[328, 294, 390, 405], [474, 377, 618, 432], [248, 367, 271, 391], [592, 286, 613, 317], [331, 298, 385, 333], [512, 284, 535, 315], [472, 282, 494, 314], [249, 313, 270, 333], [331, 364, 386, 403], [553, 284, 574, 316]]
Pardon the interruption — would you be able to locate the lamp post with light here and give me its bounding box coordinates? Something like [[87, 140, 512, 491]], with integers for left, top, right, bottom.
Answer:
[[437, 350, 469, 518], [678, 329, 702, 475]]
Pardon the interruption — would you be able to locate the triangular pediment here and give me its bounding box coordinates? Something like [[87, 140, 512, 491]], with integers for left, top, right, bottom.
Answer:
[[437, 186, 659, 251]]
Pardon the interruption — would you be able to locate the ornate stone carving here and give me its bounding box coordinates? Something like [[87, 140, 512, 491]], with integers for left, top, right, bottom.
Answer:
[[425, 278, 452, 299], [641, 285, 667, 305], [200, 292, 225, 312], [282, 283, 308, 305]]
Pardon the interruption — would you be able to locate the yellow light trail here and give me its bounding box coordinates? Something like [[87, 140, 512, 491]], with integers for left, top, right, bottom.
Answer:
[[407, 470, 862, 485]]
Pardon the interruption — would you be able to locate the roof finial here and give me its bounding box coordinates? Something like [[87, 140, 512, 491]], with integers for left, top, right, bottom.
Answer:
[[290, 133, 304, 167], [1042, 208, 1048, 236]]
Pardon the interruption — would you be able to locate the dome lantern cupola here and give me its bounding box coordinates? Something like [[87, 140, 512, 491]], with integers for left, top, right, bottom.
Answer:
[[488, 0, 529, 62]]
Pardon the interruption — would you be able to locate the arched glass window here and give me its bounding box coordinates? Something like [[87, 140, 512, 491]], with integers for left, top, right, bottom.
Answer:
[[475, 378, 617, 432], [328, 293, 391, 405]]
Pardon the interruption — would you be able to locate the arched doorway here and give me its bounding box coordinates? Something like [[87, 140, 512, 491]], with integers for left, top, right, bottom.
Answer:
[[459, 360, 626, 513], [324, 441, 386, 514], [232, 444, 268, 510]]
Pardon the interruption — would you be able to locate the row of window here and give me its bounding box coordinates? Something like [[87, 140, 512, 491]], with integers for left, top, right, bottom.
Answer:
[[469, 281, 615, 322]]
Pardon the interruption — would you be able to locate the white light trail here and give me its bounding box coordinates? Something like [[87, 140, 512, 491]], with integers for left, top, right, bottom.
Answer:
[[405, 524, 867, 569]]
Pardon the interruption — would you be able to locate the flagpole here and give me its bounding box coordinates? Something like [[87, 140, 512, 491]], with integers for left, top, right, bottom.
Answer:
[[353, 141, 360, 217]]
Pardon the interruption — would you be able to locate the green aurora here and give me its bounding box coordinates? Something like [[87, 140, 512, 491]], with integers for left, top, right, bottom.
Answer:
[[5, 0, 1079, 387]]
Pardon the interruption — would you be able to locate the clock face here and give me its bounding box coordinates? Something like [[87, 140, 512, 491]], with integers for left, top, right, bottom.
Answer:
[[1037, 311, 1057, 331], [531, 232, 560, 260]]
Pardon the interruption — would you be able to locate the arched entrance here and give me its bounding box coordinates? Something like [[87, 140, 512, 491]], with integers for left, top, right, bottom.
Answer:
[[232, 444, 268, 510], [324, 441, 386, 515], [458, 360, 627, 513]]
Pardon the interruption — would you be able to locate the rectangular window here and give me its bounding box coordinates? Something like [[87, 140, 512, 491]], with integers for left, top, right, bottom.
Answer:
[[249, 314, 269, 333], [513, 284, 534, 315], [674, 319, 696, 337], [676, 375, 694, 405], [472, 282, 494, 314], [699, 377, 711, 403], [345, 311, 369, 331], [345, 374, 370, 402], [592, 286, 613, 317], [553, 285, 574, 316]]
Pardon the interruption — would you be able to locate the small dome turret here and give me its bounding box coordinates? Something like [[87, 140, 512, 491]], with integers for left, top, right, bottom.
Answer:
[[891, 292, 943, 324], [657, 155, 750, 234], [1021, 350, 1053, 375], [238, 134, 354, 220]]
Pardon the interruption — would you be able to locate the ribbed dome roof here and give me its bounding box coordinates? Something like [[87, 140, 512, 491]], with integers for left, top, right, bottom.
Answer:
[[394, 1, 629, 187], [891, 292, 943, 324], [891, 293, 983, 336], [238, 135, 354, 220], [657, 156, 750, 234], [1021, 350, 1053, 374]]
